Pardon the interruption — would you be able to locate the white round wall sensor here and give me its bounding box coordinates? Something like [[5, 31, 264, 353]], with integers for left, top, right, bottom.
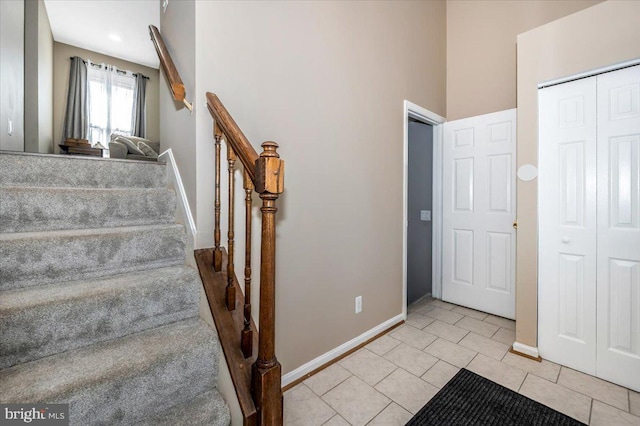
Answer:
[[517, 164, 538, 182]]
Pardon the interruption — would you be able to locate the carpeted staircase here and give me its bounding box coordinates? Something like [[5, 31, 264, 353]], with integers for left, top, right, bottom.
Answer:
[[0, 152, 230, 425]]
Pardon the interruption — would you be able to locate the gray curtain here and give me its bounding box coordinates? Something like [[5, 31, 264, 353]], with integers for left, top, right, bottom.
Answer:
[[132, 74, 147, 138], [62, 56, 88, 140]]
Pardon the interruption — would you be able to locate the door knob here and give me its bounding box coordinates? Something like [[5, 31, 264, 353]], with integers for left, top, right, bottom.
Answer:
[[562, 237, 570, 243]]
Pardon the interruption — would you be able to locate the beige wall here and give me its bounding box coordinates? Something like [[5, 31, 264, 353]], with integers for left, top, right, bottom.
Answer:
[[25, 0, 54, 154], [160, 0, 197, 221], [52, 42, 160, 151], [446, 0, 602, 120], [516, 0, 640, 347], [194, 0, 446, 374]]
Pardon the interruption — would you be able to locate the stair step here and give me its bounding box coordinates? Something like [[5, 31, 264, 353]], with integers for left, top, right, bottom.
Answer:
[[0, 186, 177, 233], [0, 266, 201, 369], [0, 152, 166, 189], [135, 388, 231, 426], [0, 318, 220, 425], [0, 224, 186, 291]]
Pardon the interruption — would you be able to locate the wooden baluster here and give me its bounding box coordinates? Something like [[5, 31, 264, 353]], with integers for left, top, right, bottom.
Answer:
[[241, 169, 254, 359], [252, 142, 284, 425], [226, 145, 237, 311], [213, 124, 223, 271]]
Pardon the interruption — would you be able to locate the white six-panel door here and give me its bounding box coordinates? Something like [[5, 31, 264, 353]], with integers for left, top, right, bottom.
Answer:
[[538, 77, 598, 375], [442, 109, 516, 319], [596, 65, 640, 391], [539, 64, 640, 391]]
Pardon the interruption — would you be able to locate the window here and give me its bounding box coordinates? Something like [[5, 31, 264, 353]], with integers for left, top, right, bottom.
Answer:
[[87, 64, 136, 144]]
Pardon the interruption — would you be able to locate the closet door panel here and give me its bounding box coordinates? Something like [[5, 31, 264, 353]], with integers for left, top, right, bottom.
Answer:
[[596, 65, 640, 392], [538, 76, 597, 374]]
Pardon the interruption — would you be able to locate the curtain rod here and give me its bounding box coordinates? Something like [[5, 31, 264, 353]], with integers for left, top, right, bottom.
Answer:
[[70, 56, 150, 80]]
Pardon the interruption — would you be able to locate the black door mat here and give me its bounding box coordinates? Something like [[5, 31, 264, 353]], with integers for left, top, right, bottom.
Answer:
[[406, 368, 586, 426]]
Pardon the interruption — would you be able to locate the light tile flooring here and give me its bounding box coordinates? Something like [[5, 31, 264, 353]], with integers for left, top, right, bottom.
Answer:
[[284, 297, 640, 426]]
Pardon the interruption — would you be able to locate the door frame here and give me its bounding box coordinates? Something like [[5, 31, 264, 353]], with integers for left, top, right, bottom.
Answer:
[[402, 100, 445, 319]]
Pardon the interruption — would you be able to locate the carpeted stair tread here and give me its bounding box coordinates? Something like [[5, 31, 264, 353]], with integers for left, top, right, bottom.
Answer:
[[0, 266, 201, 369], [0, 186, 176, 233], [0, 318, 220, 425], [0, 152, 166, 189], [0, 152, 229, 425], [135, 388, 231, 426], [0, 224, 186, 290]]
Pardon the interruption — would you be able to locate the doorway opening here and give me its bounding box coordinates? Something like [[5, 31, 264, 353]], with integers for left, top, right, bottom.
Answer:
[[402, 101, 445, 317], [407, 119, 434, 305]]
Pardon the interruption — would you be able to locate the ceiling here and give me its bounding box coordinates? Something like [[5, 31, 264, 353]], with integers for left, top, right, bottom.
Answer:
[[44, 0, 160, 69]]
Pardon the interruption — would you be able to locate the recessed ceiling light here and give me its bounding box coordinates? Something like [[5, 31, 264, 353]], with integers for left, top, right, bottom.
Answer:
[[109, 34, 121, 42]]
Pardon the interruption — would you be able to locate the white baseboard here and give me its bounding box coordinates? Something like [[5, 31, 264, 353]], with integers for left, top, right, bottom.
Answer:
[[159, 149, 197, 264], [281, 313, 404, 388], [512, 341, 539, 359]]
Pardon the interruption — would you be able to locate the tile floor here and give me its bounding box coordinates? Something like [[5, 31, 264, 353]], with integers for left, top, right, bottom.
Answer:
[[283, 297, 640, 426]]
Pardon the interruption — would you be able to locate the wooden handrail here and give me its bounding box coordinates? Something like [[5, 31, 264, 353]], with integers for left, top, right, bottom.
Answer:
[[149, 25, 193, 112], [206, 93, 260, 183]]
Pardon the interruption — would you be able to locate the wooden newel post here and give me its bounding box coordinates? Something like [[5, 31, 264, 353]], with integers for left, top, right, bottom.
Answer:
[[252, 141, 284, 425]]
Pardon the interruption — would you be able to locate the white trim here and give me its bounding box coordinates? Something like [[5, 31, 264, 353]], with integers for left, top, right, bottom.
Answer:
[[159, 149, 197, 252], [512, 342, 540, 359], [538, 57, 640, 89], [431, 124, 444, 300], [403, 100, 446, 317], [281, 313, 404, 387]]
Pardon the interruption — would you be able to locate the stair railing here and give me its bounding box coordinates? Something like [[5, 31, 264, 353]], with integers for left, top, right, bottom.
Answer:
[[207, 92, 284, 425], [150, 24, 284, 425], [149, 25, 193, 112]]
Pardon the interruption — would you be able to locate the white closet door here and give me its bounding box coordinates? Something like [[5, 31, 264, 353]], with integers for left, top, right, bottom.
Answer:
[[596, 65, 640, 391], [442, 109, 516, 319], [538, 77, 597, 374]]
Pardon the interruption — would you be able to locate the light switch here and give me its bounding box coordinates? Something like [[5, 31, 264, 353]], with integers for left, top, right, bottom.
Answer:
[[420, 210, 431, 221]]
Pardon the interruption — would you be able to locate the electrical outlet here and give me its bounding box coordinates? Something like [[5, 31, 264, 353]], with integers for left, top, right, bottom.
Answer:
[[420, 210, 431, 221], [355, 296, 362, 314]]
